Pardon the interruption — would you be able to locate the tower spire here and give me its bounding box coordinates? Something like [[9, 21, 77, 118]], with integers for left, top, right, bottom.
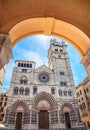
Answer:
[[61, 40, 65, 45]]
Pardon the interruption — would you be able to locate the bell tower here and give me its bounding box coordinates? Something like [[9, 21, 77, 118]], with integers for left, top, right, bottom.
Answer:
[[48, 39, 75, 96]]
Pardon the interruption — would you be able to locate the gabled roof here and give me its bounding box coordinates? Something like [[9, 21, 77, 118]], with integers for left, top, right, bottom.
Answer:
[[35, 64, 53, 73]]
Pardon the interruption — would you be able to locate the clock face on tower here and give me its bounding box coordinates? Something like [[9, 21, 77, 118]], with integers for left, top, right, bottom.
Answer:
[[38, 72, 49, 83]]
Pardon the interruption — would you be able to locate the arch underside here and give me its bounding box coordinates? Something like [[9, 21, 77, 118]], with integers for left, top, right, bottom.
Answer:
[[1, 0, 90, 37], [9, 17, 90, 57]]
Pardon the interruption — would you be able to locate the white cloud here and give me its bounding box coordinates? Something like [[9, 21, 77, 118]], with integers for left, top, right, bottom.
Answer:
[[34, 35, 51, 50], [2, 47, 48, 92], [14, 47, 47, 67]]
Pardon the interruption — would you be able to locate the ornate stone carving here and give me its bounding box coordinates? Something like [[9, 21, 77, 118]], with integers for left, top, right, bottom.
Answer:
[[38, 72, 49, 83]]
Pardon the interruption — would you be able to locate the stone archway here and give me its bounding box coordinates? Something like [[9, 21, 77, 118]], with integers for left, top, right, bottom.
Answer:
[[0, 17, 90, 74], [61, 102, 74, 113], [1, 17, 90, 91], [5, 100, 30, 129], [60, 102, 74, 126], [1, 0, 90, 37], [9, 17, 90, 57], [60, 102, 79, 129], [37, 100, 50, 110], [32, 91, 58, 109], [9, 100, 29, 112], [32, 92, 58, 129]]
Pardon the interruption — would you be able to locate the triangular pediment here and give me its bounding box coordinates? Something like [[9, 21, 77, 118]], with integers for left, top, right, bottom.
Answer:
[[35, 64, 53, 73]]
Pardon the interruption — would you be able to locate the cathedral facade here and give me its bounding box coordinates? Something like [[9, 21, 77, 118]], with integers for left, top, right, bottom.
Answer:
[[4, 39, 84, 130]]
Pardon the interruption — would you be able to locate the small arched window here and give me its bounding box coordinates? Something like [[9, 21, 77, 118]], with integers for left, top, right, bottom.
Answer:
[[21, 63, 23, 67], [13, 87, 18, 95], [60, 49, 63, 52], [25, 88, 30, 95], [63, 90, 67, 96], [58, 55, 61, 58], [68, 91, 72, 96], [19, 87, 24, 95], [27, 64, 29, 67], [33, 86, 37, 94], [55, 49, 58, 51], [18, 63, 20, 67], [20, 76, 27, 84], [24, 63, 26, 67], [51, 88, 55, 95], [29, 64, 32, 68], [58, 90, 62, 96]]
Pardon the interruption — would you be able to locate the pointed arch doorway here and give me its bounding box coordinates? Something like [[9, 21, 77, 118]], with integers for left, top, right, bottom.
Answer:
[[9, 100, 30, 130], [61, 103, 74, 129], [32, 92, 58, 129], [39, 110, 49, 129], [15, 112, 22, 130], [65, 112, 71, 129], [38, 100, 50, 129]]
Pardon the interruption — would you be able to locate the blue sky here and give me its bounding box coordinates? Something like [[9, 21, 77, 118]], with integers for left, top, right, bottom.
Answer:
[[2, 35, 87, 92]]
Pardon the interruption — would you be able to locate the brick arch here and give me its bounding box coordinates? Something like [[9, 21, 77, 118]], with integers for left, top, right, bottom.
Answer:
[[32, 92, 58, 109], [9, 100, 29, 112]]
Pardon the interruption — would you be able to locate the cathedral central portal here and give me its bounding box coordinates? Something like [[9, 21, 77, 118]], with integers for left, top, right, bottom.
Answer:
[[39, 110, 49, 129], [34, 94, 56, 129]]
